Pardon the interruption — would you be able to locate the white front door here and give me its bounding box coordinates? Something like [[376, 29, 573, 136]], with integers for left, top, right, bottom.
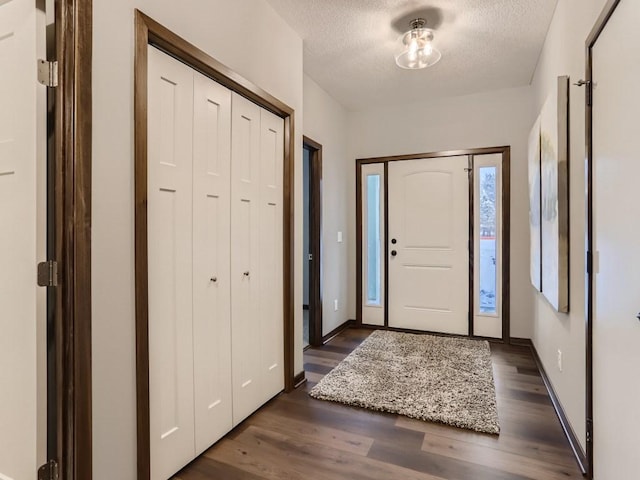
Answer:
[[0, 0, 46, 478], [388, 156, 469, 334], [591, 1, 640, 477]]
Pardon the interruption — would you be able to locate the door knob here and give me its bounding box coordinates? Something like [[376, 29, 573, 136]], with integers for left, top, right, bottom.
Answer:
[[210, 276, 217, 283], [391, 250, 397, 257], [243, 271, 250, 277], [391, 238, 397, 244]]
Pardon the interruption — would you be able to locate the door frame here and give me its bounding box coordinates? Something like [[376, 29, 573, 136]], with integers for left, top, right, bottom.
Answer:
[[356, 146, 511, 343], [50, 0, 93, 478], [133, 10, 296, 480], [584, 1, 622, 478], [302, 136, 323, 346]]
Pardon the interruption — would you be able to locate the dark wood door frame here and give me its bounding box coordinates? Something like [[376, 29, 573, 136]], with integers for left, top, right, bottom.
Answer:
[[303, 136, 323, 347], [133, 10, 296, 480], [355, 146, 511, 343], [50, 0, 93, 479], [584, 1, 622, 478]]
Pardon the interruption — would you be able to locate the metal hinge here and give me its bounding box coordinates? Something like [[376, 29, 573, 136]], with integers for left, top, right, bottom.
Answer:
[[38, 460, 59, 480], [586, 251, 593, 275], [37, 59, 58, 87], [37, 260, 58, 287], [586, 418, 593, 444]]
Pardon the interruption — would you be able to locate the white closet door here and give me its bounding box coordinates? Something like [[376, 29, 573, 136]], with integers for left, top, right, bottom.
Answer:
[[147, 46, 195, 480], [230, 92, 263, 424], [192, 72, 233, 455], [258, 109, 284, 401]]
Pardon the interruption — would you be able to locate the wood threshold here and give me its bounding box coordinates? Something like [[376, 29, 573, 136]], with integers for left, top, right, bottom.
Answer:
[[134, 10, 296, 480]]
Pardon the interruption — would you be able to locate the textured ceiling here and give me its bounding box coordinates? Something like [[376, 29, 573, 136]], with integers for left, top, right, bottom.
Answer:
[[265, 0, 558, 110]]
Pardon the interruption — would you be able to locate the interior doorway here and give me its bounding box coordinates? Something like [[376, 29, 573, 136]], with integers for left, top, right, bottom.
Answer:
[[586, 1, 640, 477], [303, 136, 323, 347]]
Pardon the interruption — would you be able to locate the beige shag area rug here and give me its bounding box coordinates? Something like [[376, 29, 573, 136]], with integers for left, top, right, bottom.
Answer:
[[309, 330, 500, 434]]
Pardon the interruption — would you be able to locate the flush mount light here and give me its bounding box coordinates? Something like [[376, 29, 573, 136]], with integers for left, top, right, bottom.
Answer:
[[395, 18, 442, 70]]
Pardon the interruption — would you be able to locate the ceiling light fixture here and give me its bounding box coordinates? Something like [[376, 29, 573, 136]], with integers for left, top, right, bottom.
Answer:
[[395, 18, 441, 70]]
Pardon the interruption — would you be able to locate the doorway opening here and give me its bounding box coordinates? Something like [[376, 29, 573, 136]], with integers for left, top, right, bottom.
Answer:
[[303, 136, 323, 347]]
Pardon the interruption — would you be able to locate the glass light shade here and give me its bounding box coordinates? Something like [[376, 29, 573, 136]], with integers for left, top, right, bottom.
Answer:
[[395, 27, 441, 69]]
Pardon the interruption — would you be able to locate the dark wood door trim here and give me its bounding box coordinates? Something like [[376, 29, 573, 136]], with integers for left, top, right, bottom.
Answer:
[[585, 2, 622, 478], [134, 10, 296, 480], [303, 136, 323, 346], [53, 0, 93, 479], [355, 146, 510, 344]]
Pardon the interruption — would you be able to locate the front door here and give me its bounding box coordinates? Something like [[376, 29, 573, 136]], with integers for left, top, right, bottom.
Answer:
[[0, 0, 46, 478], [388, 156, 469, 334]]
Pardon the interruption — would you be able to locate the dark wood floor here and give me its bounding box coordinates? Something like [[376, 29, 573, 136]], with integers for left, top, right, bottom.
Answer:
[[174, 328, 583, 480]]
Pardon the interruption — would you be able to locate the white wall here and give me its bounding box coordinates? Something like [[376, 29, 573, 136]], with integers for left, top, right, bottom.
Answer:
[[347, 86, 535, 338], [530, 0, 609, 453], [92, 1, 303, 479], [302, 75, 352, 336]]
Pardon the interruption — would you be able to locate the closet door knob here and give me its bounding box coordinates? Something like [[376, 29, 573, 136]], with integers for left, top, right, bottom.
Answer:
[[210, 277, 217, 283], [243, 271, 250, 277]]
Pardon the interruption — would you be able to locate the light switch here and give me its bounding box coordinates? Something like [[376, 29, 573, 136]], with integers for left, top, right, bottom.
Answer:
[[337, 231, 343, 243]]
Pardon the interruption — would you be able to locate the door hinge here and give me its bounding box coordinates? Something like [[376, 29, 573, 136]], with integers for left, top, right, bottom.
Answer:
[[586, 418, 593, 444], [38, 460, 59, 480], [37, 260, 58, 287], [37, 59, 58, 87]]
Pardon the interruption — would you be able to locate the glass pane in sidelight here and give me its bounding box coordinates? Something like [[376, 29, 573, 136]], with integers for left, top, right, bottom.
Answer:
[[479, 166, 497, 314], [366, 175, 381, 305]]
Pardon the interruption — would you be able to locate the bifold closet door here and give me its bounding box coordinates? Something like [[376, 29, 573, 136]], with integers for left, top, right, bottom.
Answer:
[[258, 109, 285, 400], [192, 71, 233, 455], [147, 46, 196, 480], [230, 92, 263, 424]]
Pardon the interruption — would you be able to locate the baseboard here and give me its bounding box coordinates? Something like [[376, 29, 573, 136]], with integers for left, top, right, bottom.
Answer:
[[293, 371, 307, 389], [515, 337, 587, 475], [322, 319, 355, 344], [509, 337, 533, 347]]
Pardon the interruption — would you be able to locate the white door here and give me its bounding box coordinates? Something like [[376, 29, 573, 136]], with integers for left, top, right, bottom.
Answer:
[[230, 92, 263, 425], [192, 71, 233, 455], [147, 46, 196, 480], [258, 109, 284, 401], [0, 0, 46, 478], [388, 156, 469, 334], [591, 1, 640, 477]]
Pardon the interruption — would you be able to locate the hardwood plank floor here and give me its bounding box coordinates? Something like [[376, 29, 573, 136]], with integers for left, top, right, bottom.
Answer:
[[174, 328, 583, 480]]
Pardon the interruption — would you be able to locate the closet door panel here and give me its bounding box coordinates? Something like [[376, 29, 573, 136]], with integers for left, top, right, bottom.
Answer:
[[147, 46, 195, 480], [259, 110, 285, 401], [230, 92, 262, 425], [192, 72, 233, 455]]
